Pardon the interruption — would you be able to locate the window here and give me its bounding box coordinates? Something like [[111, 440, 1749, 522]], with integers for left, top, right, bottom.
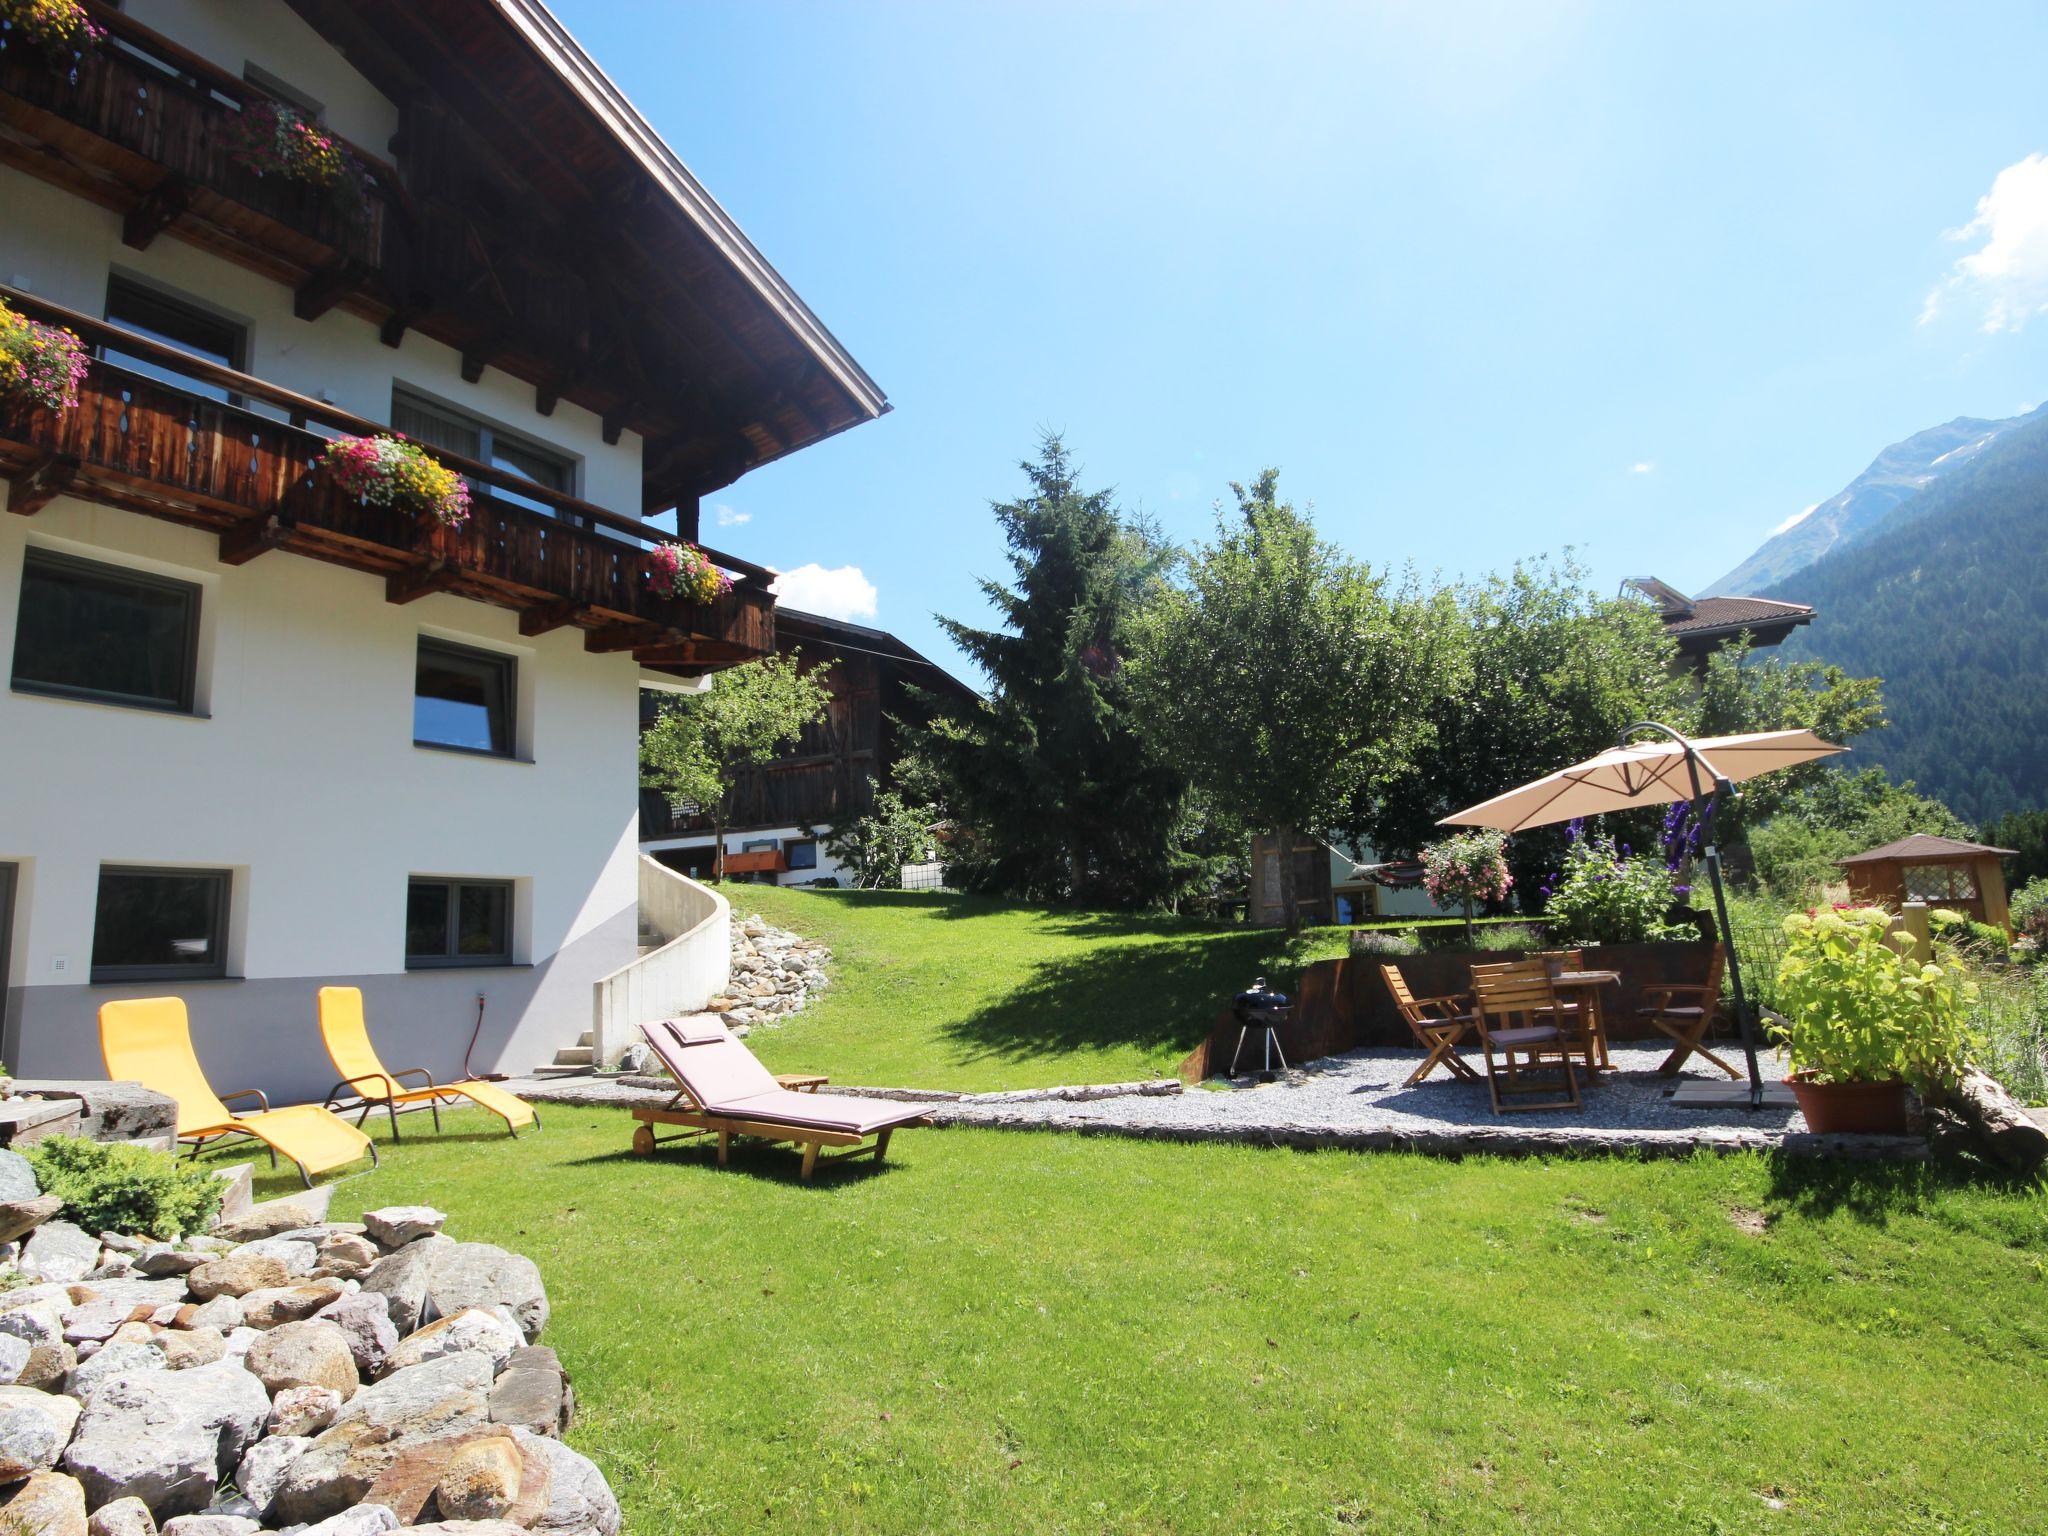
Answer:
[[1903, 863, 1977, 902], [414, 639, 515, 757], [12, 549, 200, 713], [406, 878, 512, 968], [103, 277, 246, 404], [391, 390, 576, 518], [785, 840, 819, 872], [91, 867, 229, 982]]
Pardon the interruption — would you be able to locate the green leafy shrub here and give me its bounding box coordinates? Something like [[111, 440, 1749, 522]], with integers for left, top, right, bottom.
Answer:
[[1471, 923, 1546, 952], [24, 1136, 223, 1240], [1771, 906, 1980, 1089], [2008, 877, 2048, 944], [1541, 834, 1691, 945]]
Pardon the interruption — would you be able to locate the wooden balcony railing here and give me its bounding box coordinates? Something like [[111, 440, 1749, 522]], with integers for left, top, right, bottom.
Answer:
[[0, 287, 773, 666], [0, 4, 398, 277]]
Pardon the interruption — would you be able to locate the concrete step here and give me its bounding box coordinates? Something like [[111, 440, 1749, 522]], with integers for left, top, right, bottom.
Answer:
[[551, 1045, 594, 1067], [576, 1030, 594, 1047], [530, 1063, 596, 1079]]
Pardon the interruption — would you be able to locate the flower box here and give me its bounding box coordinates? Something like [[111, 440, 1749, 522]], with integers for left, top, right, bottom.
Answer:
[[644, 541, 731, 605], [0, 296, 88, 410], [320, 434, 471, 529]]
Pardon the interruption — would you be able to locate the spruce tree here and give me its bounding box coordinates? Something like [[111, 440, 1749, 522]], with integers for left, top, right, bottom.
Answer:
[[917, 435, 1186, 907]]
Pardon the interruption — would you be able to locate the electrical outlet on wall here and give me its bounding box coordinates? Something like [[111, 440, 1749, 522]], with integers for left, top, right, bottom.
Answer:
[[50, 957, 67, 974]]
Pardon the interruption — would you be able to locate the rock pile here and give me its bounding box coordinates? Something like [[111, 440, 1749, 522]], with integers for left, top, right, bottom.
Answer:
[[704, 913, 831, 1035], [0, 1159, 615, 1535]]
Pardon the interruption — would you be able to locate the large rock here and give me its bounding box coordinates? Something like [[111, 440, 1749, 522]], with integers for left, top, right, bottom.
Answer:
[[362, 1208, 446, 1249], [231, 1237, 316, 1277], [213, 1194, 323, 1244], [185, 1297, 244, 1334], [425, 1244, 547, 1342], [1947, 1066, 2048, 1173], [272, 1355, 494, 1524], [63, 1297, 144, 1346], [408, 1524, 526, 1535], [244, 1322, 359, 1400], [108, 1323, 225, 1372], [16, 1081, 177, 1143], [0, 1384, 82, 1479], [514, 1428, 621, 1535], [487, 1363, 567, 1438], [241, 1281, 347, 1330], [84, 1495, 156, 1536], [313, 1293, 397, 1379], [357, 1429, 547, 1525], [267, 1383, 342, 1437], [186, 1254, 290, 1302], [0, 1151, 39, 1204], [61, 1360, 269, 1517], [22, 1222, 101, 1284], [157, 1517, 258, 1536], [64, 1338, 168, 1403], [233, 1433, 311, 1521], [382, 1308, 522, 1376], [19, 1341, 77, 1392], [133, 1246, 209, 1278], [0, 1296, 65, 1348], [0, 1334, 30, 1388], [433, 1436, 523, 1521], [359, 1236, 452, 1336], [294, 1507, 399, 1536], [0, 1196, 64, 1246], [0, 1470, 88, 1536], [314, 1234, 380, 1279]]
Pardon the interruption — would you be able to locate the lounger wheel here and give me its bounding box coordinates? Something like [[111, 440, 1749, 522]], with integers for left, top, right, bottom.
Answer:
[[631, 1124, 655, 1157]]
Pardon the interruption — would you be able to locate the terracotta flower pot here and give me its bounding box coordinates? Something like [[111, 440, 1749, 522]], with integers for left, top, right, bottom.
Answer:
[[1785, 1073, 1910, 1135]]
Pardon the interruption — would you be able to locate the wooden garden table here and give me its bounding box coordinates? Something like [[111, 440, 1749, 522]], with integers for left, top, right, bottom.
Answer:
[[1546, 969, 1621, 1071]]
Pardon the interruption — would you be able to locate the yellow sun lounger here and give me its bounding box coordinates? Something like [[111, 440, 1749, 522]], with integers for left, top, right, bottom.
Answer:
[[316, 986, 538, 1139], [100, 997, 377, 1187]]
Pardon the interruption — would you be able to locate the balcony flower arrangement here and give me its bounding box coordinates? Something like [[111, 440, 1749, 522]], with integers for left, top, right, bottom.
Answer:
[[645, 541, 730, 605], [0, 297, 89, 411], [321, 434, 471, 529], [0, 0, 106, 67], [1419, 829, 1513, 943], [225, 98, 366, 208], [1771, 905, 1980, 1133]]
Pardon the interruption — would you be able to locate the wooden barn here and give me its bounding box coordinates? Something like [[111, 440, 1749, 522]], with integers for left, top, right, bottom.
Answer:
[[640, 610, 976, 883], [1838, 834, 2018, 932]]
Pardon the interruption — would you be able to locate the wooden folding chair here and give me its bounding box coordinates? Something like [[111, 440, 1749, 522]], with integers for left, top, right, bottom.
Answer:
[[1470, 964, 1582, 1114], [1380, 965, 1480, 1085], [1637, 946, 1741, 1078]]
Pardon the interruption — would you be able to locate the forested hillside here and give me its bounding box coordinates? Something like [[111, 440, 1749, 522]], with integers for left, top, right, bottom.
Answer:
[[1767, 409, 2048, 822]]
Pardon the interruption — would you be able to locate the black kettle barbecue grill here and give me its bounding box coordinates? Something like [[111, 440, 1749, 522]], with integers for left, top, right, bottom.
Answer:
[[1229, 977, 1291, 1082]]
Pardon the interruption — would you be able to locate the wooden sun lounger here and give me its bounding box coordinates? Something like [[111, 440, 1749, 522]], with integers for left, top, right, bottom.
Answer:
[[629, 1018, 930, 1179]]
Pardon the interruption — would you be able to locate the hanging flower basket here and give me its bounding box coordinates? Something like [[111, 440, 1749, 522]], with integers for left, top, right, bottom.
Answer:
[[645, 541, 731, 605], [225, 98, 368, 211], [0, 0, 106, 68], [0, 297, 89, 411], [320, 434, 471, 529]]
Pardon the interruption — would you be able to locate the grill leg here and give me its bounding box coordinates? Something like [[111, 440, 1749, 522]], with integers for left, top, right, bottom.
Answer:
[[1229, 1025, 1250, 1077]]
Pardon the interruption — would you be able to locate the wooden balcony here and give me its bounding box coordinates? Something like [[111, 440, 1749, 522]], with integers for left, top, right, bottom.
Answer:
[[0, 5, 396, 302], [0, 289, 774, 672]]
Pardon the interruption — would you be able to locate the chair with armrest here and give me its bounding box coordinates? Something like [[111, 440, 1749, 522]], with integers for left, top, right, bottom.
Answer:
[[317, 986, 537, 1138], [1379, 965, 1480, 1086], [1470, 964, 1582, 1114], [1636, 946, 1740, 1078], [100, 996, 376, 1187]]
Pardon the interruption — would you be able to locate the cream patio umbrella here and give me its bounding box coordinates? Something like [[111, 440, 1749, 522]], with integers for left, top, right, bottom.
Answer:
[[1440, 724, 1847, 1107]]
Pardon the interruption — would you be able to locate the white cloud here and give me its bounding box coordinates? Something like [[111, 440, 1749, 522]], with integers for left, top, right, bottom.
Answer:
[[1770, 503, 1819, 537], [1921, 152, 2048, 333], [712, 504, 750, 527], [771, 563, 878, 622], [1629, 461, 1655, 475]]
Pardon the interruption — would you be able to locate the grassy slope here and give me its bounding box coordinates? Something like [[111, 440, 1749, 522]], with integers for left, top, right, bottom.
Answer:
[[284, 1110, 2048, 1536], [726, 886, 1350, 1091]]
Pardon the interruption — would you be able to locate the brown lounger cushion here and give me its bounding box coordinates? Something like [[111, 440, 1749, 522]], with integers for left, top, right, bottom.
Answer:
[[639, 1020, 926, 1135]]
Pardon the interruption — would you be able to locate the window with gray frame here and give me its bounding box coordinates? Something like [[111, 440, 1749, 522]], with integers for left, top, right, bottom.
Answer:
[[11, 548, 201, 714], [413, 638, 516, 757], [390, 389, 577, 519], [405, 878, 512, 968], [103, 275, 246, 404], [91, 867, 230, 982]]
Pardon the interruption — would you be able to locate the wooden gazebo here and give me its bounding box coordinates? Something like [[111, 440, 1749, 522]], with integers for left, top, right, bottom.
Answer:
[[1838, 834, 2018, 931]]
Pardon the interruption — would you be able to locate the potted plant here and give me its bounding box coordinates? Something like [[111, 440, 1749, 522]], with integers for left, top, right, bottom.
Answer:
[[1419, 829, 1513, 945], [322, 433, 471, 527], [224, 97, 369, 212], [1771, 905, 1979, 1134], [0, 0, 105, 70], [0, 296, 90, 411], [644, 541, 731, 605]]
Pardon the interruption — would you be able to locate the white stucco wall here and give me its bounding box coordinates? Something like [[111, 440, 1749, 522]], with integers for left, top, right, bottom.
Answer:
[[0, 498, 642, 1095]]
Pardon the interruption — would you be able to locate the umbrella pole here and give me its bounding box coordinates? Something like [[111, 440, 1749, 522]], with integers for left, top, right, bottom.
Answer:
[[1695, 795, 1765, 1110]]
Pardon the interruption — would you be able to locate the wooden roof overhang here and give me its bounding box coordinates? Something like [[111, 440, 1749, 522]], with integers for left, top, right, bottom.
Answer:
[[0, 0, 886, 514]]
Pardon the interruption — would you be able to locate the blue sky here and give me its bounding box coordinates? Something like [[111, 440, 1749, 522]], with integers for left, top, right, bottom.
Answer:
[[558, 1, 2048, 681]]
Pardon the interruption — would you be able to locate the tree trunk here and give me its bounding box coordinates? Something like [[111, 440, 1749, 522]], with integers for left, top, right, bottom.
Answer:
[[1463, 894, 1476, 947], [712, 796, 729, 883], [1275, 823, 1302, 936]]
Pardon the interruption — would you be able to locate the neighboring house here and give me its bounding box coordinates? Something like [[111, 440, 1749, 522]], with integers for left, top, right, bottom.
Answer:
[[1623, 576, 1815, 668], [1248, 835, 1447, 928], [0, 0, 884, 1097], [640, 610, 977, 885]]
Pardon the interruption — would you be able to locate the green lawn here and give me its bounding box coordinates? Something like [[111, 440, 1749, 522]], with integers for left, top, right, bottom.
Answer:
[[277, 1110, 2047, 1536], [730, 886, 1349, 1090]]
